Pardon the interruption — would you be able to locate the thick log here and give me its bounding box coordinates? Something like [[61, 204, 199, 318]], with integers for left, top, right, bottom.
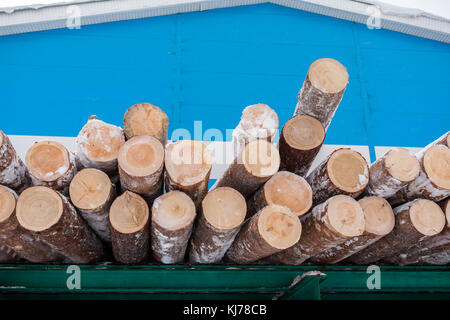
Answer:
[[118, 135, 164, 205], [109, 191, 150, 264], [310, 196, 395, 264], [0, 130, 31, 193], [306, 148, 369, 206], [246, 171, 312, 218], [16, 186, 105, 263], [189, 187, 246, 264], [278, 115, 325, 177], [24, 140, 76, 195], [123, 102, 169, 146], [225, 204, 301, 264], [69, 168, 115, 242], [348, 199, 446, 265], [213, 139, 280, 199], [165, 140, 212, 209], [367, 148, 420, 198], [294, 58, 349, 130], [271, 195, 365, 265], [76, 115, 125, 177], [151, 191, 196, 264]]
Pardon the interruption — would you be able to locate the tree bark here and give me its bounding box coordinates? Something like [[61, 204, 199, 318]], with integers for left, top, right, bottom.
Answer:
[[0, 244, 22, 263]]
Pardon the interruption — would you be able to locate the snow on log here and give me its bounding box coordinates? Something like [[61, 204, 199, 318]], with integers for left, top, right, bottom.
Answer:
[[271, 195, 365, 265], [278, 115, 325, 177], [294, 58, 349, 130], [151, 191, 196, 264], [189, 187, 246, 264], [123, 102, 169, 146], [109, 191, 150, 264]]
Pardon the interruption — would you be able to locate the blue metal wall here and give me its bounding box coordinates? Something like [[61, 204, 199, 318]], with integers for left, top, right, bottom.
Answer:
[[1, 3, 449, 157]]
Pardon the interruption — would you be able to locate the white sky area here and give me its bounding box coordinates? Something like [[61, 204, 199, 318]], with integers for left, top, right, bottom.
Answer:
[[0, 0, 449, 20]]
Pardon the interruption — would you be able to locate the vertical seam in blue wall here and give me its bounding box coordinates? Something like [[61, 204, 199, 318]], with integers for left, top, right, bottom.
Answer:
[[351, 23, 376, 162], [174, 14, 183, 128]]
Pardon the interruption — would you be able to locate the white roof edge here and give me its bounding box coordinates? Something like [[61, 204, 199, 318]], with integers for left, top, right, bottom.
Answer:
[[0, 0, 449, 43]]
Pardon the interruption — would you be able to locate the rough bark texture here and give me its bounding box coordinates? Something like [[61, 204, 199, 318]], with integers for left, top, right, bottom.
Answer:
[[110, 219, 149, 265], [246, 184, 269, 219], [420, 250, 450, 265], [0, 244, 23, 263], [0, 131, 31, 193], [189, 211, 241, 264], [165, 170, 210, 210]]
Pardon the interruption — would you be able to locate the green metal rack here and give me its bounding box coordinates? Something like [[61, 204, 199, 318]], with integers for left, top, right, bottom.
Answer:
[[0, 264, 448, 300]]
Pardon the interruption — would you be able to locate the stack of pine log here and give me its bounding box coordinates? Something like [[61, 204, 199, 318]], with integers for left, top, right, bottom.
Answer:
[[0, 59, 448, 266]]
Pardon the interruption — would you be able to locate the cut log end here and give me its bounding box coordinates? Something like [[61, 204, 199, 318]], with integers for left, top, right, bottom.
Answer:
[[109, 191, 149, 234], [242, 139, 280, 178], [16, 186, 63, 232], [69, 168, 112, 210], [409, 199, 445, 236], [152, 191, 196, 231], [327, 149, 369, 193], [327, 195, 365, 237], [423, 145, 450, 190], [123, 103, 168, 141], [257, 204, 301, 250], [240, 103, 279, 140], [283, 115, 325, 151], [308, 58, 349, 94], [118, 135, 164, 177], [165, 140, 212, 186], [385, 148, 420, 182], [203, 187, 246, 230], [264, 171, 312, 216], [0, 185, 16, 223], [358, 196, 395, 236], [25, 141, 70, 182]]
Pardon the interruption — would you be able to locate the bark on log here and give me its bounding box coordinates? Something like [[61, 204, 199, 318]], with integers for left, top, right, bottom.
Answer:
[[76, 115, 125, 177], [123, 102, 169, 146], [25, 140, 77, 196], [118, 135, 164, 205], [225, 204, 301, 264], [294, 58, 349, 130], [367, 148, 420, 198], [306, 148, 369, 206], [0, 244, 22, 263], [271, 195, 365, 265], [309, 196, 395, 264], [246, 171, 312, 218], [420, 250, 450, 265], [348, 199, 446, 265], [213, 139, 280, 199], [109, 191, 150, 264], [0, 130, 31, 193], [278, 115, 325, 177], [165, 140, 212, 209], [69, 168, 115, 242], [151, 191, 196, 264], [16, 186, 105, 264], [189, 187, 246, 264]]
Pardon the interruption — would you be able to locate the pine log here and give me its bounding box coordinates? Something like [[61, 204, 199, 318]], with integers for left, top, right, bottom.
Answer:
[[76, 115, 125, 177], [109, 191, 150, 264], [278, 115, 325, 177], [118, 135, 164, 205], [310, 196, 395, 264], [306, 148, 369, 206], [0, 244, 22, 263], [348, 199, 446, 265], [420, 250, 450, 265], [271, 195, 365, 265], [69, 168, 115, 242], [16, 186, 105, 263], [25, 140, 77, 195], [0, 130, 31, 193], [246, 171, 312, 218], [151, 191, 196, 264], [189, 187, 246, 264], [213, 139, 280, 199], [294, 58, 349, 130], [367, 148, 420, 198], [225, 204, 302, 264], [165, 140, 212, 209], [123, 102, 169, 146]]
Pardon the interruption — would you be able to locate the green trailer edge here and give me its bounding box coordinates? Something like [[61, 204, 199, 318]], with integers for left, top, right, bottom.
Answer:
[[0, 264, 448, 300]]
